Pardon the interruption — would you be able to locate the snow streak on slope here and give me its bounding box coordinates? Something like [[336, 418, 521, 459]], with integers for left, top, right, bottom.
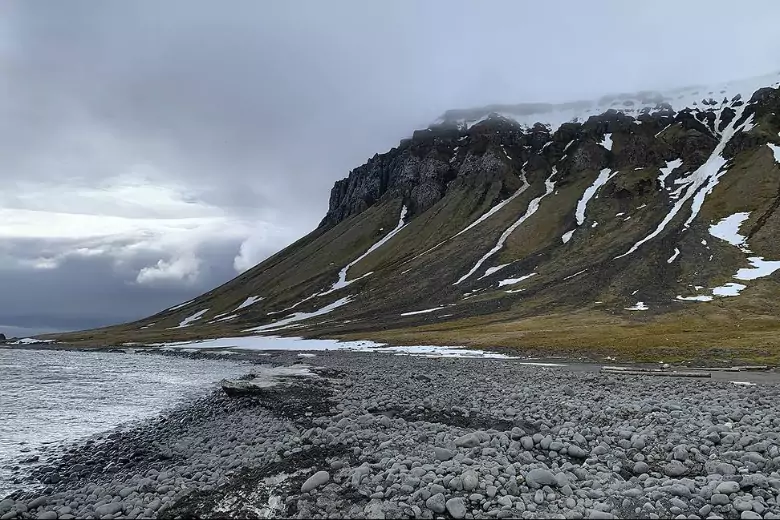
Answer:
[[454, 174, 530, 238], [166, 299, 194, 312], [235, 296, 264, 311], [323, 206, 408, 294], [667, 248, 681, 263], [601, 134, 613, 151], [455, 172, 556, 285], [616, 103, 747, 259], [479, 264, 509, 279], [561, 168, 614, 243], [498, 273, 537, 287], [400, 306, 446, 316], [173, 309, 209, 329], [246, 297, 352, 332], [268, 206, 408, 316], [575, 169, 614, 225]]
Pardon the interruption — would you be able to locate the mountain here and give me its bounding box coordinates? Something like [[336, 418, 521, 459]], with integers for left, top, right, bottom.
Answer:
[[51, 72, 780, 363]]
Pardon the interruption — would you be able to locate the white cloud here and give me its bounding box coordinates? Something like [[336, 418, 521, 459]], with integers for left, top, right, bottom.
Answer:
[[136, 255, 201, 285], [1, 171, 300, 284], [233, 223, 295, 273]]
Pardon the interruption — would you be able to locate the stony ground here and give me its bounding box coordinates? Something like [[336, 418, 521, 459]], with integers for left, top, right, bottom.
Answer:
[[1, 349, 780, 519]]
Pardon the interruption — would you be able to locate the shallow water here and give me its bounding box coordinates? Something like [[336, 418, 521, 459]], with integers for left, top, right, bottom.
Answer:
[[0, 348, 250, 497]]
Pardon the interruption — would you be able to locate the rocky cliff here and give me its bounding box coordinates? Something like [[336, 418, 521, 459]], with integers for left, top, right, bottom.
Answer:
[[51, 72, 780, 363]]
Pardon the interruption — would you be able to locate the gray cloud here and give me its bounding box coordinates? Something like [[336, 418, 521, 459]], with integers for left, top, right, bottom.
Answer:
[[2, 0, 779, 335]]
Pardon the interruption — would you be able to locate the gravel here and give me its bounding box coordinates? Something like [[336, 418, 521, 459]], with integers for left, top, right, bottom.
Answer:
[[1, 349, 779, 519]]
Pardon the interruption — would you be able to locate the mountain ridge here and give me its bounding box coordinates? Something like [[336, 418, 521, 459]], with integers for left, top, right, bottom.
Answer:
[[47, 71, 780, 364]]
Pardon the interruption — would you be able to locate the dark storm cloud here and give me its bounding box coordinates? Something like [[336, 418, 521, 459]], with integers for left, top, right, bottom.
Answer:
[[0, 236, 244, 335], [2, 0, 779, 334]]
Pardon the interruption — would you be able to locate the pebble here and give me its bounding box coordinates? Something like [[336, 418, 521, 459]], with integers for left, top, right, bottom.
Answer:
[[301, 471, 330, 493], [445, 497, 467, 519], [3, 350, 780, 520]]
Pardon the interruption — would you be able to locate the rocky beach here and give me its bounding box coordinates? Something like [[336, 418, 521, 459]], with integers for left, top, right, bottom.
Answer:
[[1, 348, 780, 520]]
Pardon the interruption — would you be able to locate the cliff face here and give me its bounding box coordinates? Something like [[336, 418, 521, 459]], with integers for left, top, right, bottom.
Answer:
[[54, 73, 780, 362]]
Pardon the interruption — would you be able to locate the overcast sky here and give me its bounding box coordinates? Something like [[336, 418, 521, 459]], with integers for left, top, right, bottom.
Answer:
[[1, 0, 779, 337]]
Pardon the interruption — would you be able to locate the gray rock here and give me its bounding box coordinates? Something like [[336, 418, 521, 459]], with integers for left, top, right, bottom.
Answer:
[[710, 494, 730, 506], [445, 497, 467, 519], [36, 512, 57, 520], [425, 493, 446, 514], [715, 481, 740, 494], [0, 501, 13, 516], [28, 498, 47, 509], [434, 447, 455, 461], [454, 433, 480, 448], [364, 499, 385, 520], [741, 474, 768, 488], [588, 510, 615, 519], [664, 461, 687, 477], [525, 468, 557, 488], [301, 470, 330, 493], [94, 503, 123, 517], [462, 470, 478, 491], [733, 498, 753, 512], [740, 512, 762, 520], [633, 461, 650, 474], [592, 445, 608, 456], [568, 445, 587, 458]]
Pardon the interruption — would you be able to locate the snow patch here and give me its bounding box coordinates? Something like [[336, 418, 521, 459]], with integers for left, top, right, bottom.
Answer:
[[245, 297, 352, 333], [667, 248, 681, 263], [709, 212, 750, 250], [712, 283, 746, 297], [236, 296, 264, 311], [601, 133, 613, 151], [768, 143, 780, 163], [561, 230, 574, 244], [735, 257, 780, 281], [625, 302, 649, 311], [575, 169, 615, 226], [498, 273, 537, 287], [658, 159, 682, 188], [212, 314, 239, 322], [8, 338, 56, 345], [676, 295, 713, 302], [400, 306, 445, 316], [166, 299, 194, 312], [563, 269, 587, 280], [154, 335, 521, 359], [479, 264, 509, 279], [172, 309, 209, 329]]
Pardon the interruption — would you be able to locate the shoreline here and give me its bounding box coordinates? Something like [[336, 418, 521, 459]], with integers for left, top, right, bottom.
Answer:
[[1, 349, 779, 519], [3, 335, 779, 372]]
